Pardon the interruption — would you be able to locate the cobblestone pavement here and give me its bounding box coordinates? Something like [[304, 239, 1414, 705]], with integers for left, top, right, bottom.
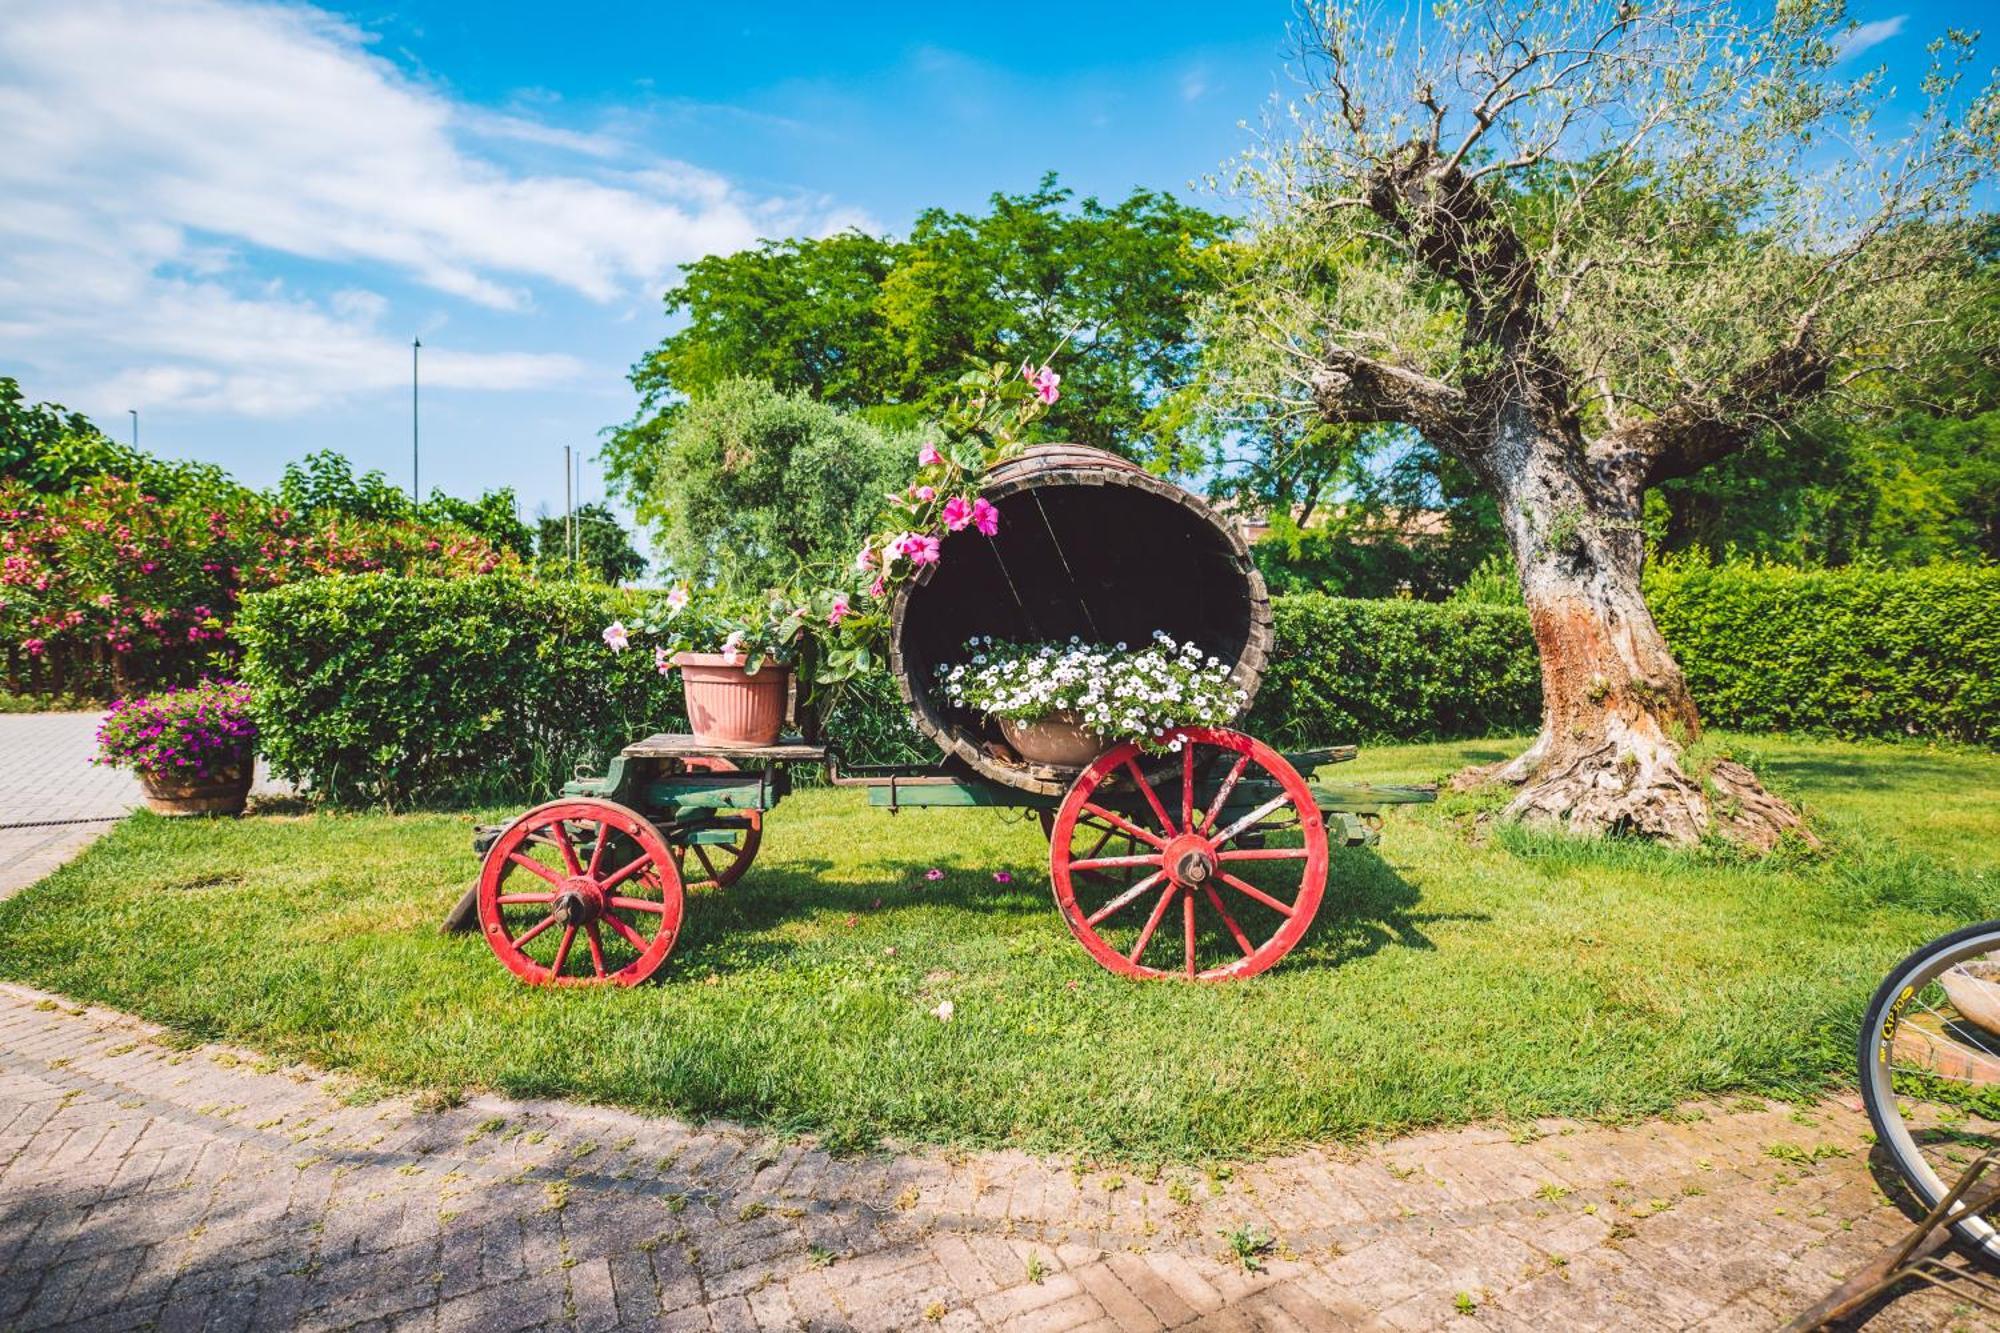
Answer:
[[2, 984, 1991, 1331]]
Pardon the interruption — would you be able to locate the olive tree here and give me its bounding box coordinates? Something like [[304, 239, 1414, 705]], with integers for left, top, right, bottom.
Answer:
[[1208, 0, 1997, 846]]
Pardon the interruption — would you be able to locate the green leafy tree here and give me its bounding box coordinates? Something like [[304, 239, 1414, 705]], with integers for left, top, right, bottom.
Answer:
[[1208, 0, 1998, 848], [608, 175, 1230, 476], [618, 377, 911, 596], [535, 503, 648, 585], [277, 449, 534, 560], [1, 377, 140, 494]]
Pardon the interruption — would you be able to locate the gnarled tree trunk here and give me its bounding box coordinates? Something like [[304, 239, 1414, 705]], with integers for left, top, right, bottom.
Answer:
[[1457, 413, 1812, 850]]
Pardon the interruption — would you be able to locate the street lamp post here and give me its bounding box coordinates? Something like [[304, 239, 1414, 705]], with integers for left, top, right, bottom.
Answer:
[[411, 337, 422, 503], [128, 409, 137, 449]]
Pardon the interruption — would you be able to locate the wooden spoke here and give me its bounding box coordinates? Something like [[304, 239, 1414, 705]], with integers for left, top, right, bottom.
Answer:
[[550, 923, 578, 977], [1203, 883, 1256, 958], [1125, 760, 1177, 836], [693, 844, 723, 884], [585, 821, 609, 879], [608, 895, 667, 914], [1081, 802, 1167, 850], [1198, 754, 1252, 834], [513, 911, 561, 948], [1217, 847, 1311, 861], [1210, 794, 1294, 848], [506, 852, 563, 885], [1181, 745, 1196, 832], [551, 821, 583, 877], [598, 851, 654, 893], [1084, 871, 1167, 928], [1183, 893, 1197, 979], [1128, 882, 1178, 965], [495, 892, 556, 905], [583, 923, 608, 978], [602, 911, 651, 951], [1070, 854, 1162, 871], [1219, 872, 1296, 918]]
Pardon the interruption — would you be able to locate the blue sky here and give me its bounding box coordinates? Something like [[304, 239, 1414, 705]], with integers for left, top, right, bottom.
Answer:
[[0, 1, 1978, 526]]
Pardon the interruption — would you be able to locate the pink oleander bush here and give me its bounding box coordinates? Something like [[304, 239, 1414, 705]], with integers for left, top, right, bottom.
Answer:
[[0, 474, 516, 695], [94, 679, 257, 780]]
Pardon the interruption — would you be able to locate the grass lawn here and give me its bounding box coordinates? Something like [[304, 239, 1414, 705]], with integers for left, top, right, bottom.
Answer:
[[1, 734, 1994, 1163]]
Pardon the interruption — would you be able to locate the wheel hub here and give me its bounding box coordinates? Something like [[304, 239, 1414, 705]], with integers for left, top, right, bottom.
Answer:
[[1163, 833, 1217, 887], [554, 877, 606, 925]]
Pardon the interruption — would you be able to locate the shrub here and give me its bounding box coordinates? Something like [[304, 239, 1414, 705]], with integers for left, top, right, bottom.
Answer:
[[1249, 596, 1541, 743], [1647, 560, 2000, 746], [237, 574, 681, 807]]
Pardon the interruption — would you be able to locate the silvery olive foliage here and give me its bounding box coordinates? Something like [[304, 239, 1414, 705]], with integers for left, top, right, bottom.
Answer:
[[1203, 0, 1999, 445]]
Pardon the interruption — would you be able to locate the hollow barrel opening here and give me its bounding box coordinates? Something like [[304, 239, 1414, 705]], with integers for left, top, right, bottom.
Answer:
[[889, 445, 1272, 795]]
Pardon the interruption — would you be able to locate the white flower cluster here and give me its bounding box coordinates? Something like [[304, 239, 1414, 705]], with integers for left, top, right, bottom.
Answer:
[[936, 631, 1246, 743]]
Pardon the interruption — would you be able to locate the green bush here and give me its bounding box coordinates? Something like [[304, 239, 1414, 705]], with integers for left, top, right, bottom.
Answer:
[[237, 574, 682, 807], [1648, 561, 1999, 746], [240, 564, 1997, 808], [1250, 596, 1541, 743]]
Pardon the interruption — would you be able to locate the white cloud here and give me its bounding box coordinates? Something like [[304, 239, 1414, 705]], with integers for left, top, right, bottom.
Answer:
[[1835, 15, 1907, 63], [1181, 68, 1212, 103], [0, 0, 851, 416]]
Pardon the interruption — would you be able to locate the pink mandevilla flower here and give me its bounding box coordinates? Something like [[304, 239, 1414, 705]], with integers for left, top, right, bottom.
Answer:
[[720, 630, 745, 666], [971, 498, 1000, 537], [665, 585, 690, 612], [941, 495, 973, 531], [854, 544, 875, 572], [654, 646, 674, 675], [913, 485, 935, 503], [869, 575, 886, 599], [827, 594, 851, 626], [901, 533, 941, 565], [918, 441, 943, 467], [602, 621, 631, 652], [1021, 362, 1061, 405]]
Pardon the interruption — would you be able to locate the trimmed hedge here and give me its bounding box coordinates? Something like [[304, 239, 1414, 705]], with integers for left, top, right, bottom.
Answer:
[[241, 564, 1996, 806], [1249, 597, 1541, 744], [237, 574, 682, 807], [1649, 562, 1998, 746]]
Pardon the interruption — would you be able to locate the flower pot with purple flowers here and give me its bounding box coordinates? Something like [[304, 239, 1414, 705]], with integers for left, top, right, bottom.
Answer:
[[95, 680, 258, 817]]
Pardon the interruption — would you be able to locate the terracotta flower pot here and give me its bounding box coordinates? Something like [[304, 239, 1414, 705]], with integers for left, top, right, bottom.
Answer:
[[676, 653, 789, 745], [137, 758, 253, 816], [998, 711, 1107, 768]]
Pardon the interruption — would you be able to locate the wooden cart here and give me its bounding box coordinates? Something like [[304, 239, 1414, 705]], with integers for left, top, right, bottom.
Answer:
[[448, 446, 1433, 985]]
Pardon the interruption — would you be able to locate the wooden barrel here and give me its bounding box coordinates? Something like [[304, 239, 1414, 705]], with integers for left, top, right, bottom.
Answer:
[[888, 444, 1273, 795]]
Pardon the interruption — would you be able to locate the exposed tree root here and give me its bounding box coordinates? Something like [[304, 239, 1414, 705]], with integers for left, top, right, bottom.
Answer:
[[1453, 728, 1816, 852]]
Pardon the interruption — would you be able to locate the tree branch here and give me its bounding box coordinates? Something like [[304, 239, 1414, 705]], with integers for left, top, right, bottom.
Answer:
[[1309, 345, 1470, 448], [1590, 329, 1833, 497]]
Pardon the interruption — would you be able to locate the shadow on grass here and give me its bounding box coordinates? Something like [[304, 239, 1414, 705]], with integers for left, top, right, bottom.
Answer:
[[1755, 752, 1983, 790], [653, 847, 1477, 981]]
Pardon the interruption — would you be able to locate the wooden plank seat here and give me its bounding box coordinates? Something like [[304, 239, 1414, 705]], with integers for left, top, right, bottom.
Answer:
[[621, 733, 827, 763]]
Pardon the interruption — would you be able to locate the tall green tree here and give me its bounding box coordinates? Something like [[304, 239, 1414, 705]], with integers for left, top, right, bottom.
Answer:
[[535, 503, 649, 586], [608, 174, 1231, 478]]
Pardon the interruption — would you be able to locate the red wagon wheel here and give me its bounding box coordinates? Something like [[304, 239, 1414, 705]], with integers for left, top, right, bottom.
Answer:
[[476, 797, 685, 987], [1048, 727, 1327, 981], [669, 757, 761, 891]]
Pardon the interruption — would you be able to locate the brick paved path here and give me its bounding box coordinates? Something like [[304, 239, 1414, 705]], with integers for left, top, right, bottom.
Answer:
[[0, 714, 286, 902], [0, 984, 1986, 1331]]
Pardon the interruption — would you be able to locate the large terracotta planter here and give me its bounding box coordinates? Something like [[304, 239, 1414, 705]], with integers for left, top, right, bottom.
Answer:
[[676, 653, 789, 745], [997, 711, 1107, 768], [138, 758, 252, 816]]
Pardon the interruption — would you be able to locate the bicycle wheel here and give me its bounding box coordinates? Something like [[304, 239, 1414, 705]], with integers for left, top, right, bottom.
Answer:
[[1859, 919, 2000, 1260]]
